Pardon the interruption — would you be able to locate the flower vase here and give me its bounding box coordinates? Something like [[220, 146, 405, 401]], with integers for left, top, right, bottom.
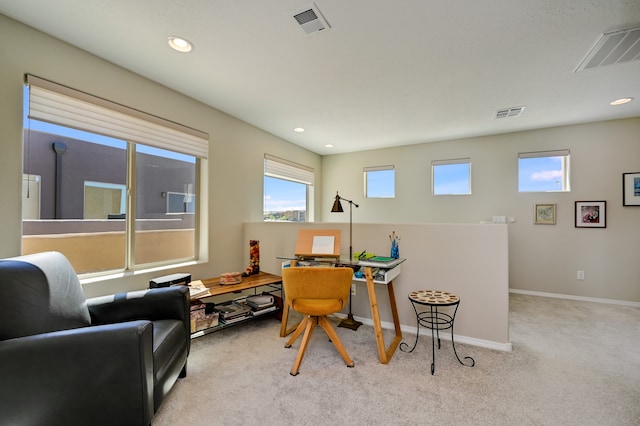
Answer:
[[390, 240, 399, 259]]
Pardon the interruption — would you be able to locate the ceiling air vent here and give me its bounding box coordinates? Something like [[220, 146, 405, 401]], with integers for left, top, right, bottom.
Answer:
[[293, 3, 330, 35], [495, 106, 526, 119], [576, 25, 640, 72]]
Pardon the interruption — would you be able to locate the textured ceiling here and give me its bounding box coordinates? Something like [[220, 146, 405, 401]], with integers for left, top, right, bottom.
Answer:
[[1, 0, 639, 154]]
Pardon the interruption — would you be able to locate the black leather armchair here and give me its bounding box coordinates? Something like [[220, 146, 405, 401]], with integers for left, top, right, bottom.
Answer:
[[0, 251, 190, 426]]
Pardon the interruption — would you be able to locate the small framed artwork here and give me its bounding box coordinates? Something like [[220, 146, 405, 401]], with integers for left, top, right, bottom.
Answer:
[[622, 172, 640, 206], [534, 203, 556, 225], [575, 201, 606, 228]]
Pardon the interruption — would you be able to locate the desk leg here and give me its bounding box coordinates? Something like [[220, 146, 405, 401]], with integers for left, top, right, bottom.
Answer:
[[365, 268, 403, 364]]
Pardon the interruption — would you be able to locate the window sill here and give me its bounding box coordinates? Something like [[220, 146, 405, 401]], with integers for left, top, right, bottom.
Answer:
[[79, 259, 203, 286]]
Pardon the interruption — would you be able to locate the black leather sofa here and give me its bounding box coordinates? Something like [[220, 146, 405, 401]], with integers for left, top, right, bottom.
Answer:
[[0, 251, 190, 426]]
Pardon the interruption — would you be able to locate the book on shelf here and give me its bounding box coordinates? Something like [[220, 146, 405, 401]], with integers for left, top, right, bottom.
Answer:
[[246, 294, 274, 309], [215, 301, 252, 319], [358, 256, 403, 268], [189, 285, 211, 299], [220, 313, 252, 324], [250, 305, 277, 316]]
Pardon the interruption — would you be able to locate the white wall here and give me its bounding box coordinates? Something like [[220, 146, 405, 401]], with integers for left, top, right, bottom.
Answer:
[[321, 119, 640, 303], [0, 14, 321, 297], [1, 14, 638, 306], [244, 221, 510, 349]]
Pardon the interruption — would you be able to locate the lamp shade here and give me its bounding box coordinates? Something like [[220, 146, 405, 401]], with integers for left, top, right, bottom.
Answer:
[[331, 193, 344, 212]]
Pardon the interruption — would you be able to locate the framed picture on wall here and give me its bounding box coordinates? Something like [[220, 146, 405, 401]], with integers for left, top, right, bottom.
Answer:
[[534, 203, 556, 225], [622, 172, 640, 206], [575, 201, 606, 228]]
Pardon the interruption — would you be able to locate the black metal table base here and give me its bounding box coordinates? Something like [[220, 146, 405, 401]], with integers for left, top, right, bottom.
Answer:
[[400, 294, 475, 375]]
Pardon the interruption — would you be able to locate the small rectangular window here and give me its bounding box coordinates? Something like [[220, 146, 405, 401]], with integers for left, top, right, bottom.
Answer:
[[432, 159, 471, 195], [364, 166, 395, 198], [518, 150, 570, 192], [166, 191, 196, 214]]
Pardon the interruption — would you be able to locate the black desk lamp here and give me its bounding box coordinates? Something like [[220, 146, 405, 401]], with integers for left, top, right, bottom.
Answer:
[[331, 191, 363, 331]]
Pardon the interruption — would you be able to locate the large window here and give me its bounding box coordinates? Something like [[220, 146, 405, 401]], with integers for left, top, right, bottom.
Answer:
[[432, 159, 471, 195], [518, 150, 570, 192], [364, 166, 395, 198], [264, 155, 314, 222], [22, 75, 208, 274]]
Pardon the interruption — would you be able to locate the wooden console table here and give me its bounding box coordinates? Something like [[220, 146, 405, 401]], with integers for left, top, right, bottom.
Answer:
[[195, 271, 282, 297], [190, 271, 282, 337]]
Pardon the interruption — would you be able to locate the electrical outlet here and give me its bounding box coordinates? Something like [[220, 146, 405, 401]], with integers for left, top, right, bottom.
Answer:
[[577, 270, 585, 280], [351, 283, 356, 295], [493, 215, 507, 224]]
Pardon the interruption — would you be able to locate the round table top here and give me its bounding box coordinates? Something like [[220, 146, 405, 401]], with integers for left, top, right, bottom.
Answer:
[[409, 290, 459, 305]]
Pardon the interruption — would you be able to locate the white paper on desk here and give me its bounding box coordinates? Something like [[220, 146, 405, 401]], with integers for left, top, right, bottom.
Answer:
[[311, 236, 335, 254]]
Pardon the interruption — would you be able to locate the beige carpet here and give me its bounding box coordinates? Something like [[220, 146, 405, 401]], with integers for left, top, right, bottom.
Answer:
[[153, 294, 640, 425]]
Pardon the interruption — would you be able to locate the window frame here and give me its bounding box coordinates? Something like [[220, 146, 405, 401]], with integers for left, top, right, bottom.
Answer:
[[518, 150, 571, 192], [432, 158, 472, 195], [23, 75, 209, 275], [364, 165, 395, 198], [263, 154, 315, 222]]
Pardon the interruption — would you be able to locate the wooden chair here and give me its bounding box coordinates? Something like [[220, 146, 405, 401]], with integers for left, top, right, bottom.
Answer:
[[282, 267, 355, 376]]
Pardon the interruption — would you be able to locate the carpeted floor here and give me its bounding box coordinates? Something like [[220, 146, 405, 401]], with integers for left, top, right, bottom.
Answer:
[[153, 294, 640, 425]]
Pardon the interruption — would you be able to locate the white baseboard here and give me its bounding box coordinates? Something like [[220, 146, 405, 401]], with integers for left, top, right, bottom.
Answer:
[[334, 313, 513, 352], [509, 289, 640, 308]]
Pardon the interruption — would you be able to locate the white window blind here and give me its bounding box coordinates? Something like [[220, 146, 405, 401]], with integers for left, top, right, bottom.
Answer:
[[264, 154, 314, 185], [432, 158, 471, 166], [26, 74, 209, 159], [363, 165, 394, 173], [518, 150, 570, 159]]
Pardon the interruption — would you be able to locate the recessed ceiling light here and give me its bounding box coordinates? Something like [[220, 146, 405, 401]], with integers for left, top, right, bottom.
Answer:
[[324, 144, 334, 148], [610, 97, 633, 106], [293, 127, 305, 133], [168, 36, 193, 53]]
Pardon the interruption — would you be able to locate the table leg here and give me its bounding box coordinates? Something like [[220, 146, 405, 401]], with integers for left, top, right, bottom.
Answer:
[[430, 305, 437, 374], [365, 267, 403, 364]]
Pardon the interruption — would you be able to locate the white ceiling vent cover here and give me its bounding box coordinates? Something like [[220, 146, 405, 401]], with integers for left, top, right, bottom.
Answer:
[[496, 106, 526, 119], [293, 3, 330, 35], [576, 26, 640, 72]]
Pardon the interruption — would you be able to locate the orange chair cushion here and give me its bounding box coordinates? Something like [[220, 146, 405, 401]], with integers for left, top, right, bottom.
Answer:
[[282, 267, 352, 300], [291, 298, 344, 316]]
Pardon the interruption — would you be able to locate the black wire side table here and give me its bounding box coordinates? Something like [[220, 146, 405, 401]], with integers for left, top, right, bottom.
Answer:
[[400, 290, 475, 375]]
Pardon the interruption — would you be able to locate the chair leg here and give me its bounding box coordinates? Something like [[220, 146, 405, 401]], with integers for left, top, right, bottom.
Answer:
[[318, 316, 354, 368], [290, 317, 317, 376], [285, 316, 309, 348]]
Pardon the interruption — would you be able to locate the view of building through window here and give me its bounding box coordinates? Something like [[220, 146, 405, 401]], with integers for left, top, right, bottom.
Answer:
[[263, 155, 313, 222], [263, 176, 307, 221], [22, 86, 199, 274]]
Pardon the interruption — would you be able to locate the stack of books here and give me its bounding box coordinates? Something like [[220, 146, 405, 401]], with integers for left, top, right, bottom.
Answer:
[[358, 256, 403, 268], [246, 295, 277, 316], [215, 301, 252, 324]]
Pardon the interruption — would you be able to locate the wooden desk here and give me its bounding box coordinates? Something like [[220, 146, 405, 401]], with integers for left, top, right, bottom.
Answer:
[[280, 263, 403, 364]]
